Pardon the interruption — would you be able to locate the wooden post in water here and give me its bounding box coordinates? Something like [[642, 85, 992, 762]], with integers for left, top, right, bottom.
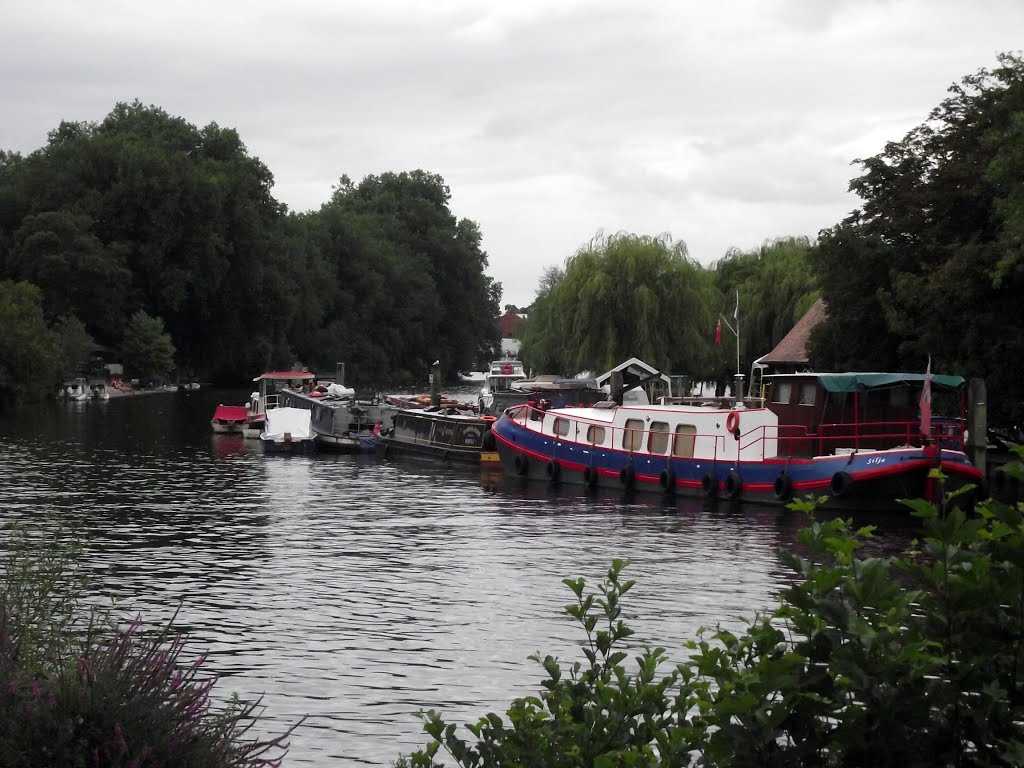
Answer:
[[335, 362, 345, 387], [430, 360, 441, 408], [968, 377, 987, 483]]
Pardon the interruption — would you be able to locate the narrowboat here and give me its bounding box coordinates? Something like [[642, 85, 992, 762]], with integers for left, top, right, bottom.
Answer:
[[279, 388, 396, 454], [377, 408, 500, 465], [492, 371, 983, 511]]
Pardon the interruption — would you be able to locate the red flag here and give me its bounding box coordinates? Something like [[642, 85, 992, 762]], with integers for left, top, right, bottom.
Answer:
[[919, 356, 932, 439], [715, 319, 722, 345]]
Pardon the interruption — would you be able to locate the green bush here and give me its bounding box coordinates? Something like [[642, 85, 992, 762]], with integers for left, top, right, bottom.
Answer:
[[0, 519, 297, 767], [408, 463, 1024, 767]]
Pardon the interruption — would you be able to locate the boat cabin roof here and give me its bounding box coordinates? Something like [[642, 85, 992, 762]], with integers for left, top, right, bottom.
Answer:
[[253, 370, 316, 382], [765, 371, 965, 392], [513, 377, 599, 393]]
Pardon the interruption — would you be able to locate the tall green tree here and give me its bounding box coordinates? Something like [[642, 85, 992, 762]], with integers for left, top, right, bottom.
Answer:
[[309, 171, 500, 385], [121, 310, 175, 383], [810, 53, 1024, 419], [520, 233, 716, 377], [0, 280, 60, 407]]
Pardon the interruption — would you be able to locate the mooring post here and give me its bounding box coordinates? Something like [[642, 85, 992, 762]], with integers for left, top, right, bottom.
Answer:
[[335, 362, 345, 387], [430, 360, 441, 408], [968, 377, 987, 484], [734, 373, 746, 407]]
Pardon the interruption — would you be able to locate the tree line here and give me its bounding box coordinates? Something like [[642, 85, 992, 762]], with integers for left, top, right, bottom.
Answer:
[[0, 102, 500, 406]]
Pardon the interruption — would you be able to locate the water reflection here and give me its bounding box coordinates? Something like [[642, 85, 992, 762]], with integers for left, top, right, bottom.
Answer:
[[0, 391, 920, 766]]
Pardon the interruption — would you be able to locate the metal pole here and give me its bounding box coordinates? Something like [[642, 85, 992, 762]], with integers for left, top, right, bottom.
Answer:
[[735, 288, 740, 382]]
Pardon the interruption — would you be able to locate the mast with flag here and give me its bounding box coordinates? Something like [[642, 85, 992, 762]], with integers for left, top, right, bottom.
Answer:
[[920, 355, 932, 440], [716, 289, 742, 380]]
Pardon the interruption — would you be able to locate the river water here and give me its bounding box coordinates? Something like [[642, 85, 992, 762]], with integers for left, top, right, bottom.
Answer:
[[0, 389, 919, 766]]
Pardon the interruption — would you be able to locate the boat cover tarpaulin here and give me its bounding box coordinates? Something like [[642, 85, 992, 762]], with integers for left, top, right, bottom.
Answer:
[[213, 405, 249, 421], [816, 373, 965, 392], [264, 407, 314, 440]]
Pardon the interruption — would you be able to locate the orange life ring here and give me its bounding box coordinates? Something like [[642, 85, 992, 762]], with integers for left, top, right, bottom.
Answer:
[[500, 363, 513, 375], [726, 410, 740, 434]]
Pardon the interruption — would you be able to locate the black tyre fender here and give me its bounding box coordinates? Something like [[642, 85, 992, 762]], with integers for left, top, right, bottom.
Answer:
[[583, 466, 598, 487], [659, 469, 676, 493], [546, 460, 561, 483], [619, 464, 636, 489], [514, 454, 529, 476], [701, 472, 717, 498], [725, 471, 743, 499], [773, 473, 793, 501], [830, 471, 853, 497]]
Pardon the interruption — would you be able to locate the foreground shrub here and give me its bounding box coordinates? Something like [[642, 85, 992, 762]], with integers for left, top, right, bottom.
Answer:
[[408, 464, 1024, 767], [0, 519, 297, 767]]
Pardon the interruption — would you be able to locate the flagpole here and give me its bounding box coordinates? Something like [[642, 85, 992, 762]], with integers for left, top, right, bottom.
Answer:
[[735, 289, 740, 382]]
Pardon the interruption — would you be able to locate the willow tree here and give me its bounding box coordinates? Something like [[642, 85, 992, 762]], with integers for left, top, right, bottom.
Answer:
[[522, 232, 717, 377]]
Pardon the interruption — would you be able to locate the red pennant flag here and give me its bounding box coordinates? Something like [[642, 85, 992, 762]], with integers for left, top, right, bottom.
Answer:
[[715, 319, 722, 345]]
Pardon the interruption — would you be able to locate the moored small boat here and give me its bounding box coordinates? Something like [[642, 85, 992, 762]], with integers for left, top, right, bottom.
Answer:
[[243, 370, 317, 439], [211, 404, 249, 434], [260, 407, 317, 454], [479, 359, 527, 415]]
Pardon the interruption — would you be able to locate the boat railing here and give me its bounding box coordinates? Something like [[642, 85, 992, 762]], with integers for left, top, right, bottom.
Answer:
[[505, 405, 966, 461]]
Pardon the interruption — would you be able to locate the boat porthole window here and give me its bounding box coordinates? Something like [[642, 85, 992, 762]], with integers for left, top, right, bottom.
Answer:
[[554, 417, 571, 437], [647, 421, 669, 454], [587, 425, 606, 445], [623, 418, 644, 451]]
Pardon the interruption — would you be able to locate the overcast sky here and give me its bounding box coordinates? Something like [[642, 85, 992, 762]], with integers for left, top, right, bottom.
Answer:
[[3, 1, 1021, 309]]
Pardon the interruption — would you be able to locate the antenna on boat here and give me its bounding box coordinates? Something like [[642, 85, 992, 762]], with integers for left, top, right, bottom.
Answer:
[[719, 289, 742, 400]]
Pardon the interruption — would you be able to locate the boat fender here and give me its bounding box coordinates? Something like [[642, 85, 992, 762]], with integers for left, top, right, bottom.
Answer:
[[725, 471, 743, 499], [382, 444, 390, 459], [514, 454, 529, 476], [442, 450, 451, 464], [582, 466, 598, 487], [701, 473, 717, 498], [726, 410, 740, 439], [773, 473, 793, 501], [481, 430, 496, 451], [659, 469, 676, 494], [830, 471, 853, 498], [546, 460, 561, 483], [619, 464, 636, 489]]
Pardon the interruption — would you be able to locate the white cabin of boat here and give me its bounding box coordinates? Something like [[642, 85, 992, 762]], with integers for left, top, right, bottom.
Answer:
[[506, 401, 778, 462]]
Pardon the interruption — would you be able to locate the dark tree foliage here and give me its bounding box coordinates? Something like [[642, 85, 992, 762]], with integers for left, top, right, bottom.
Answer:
[[304, 171, 500, 385], [0, 104, 501, 390], [810, 53, 1024, 421], [0, 281, 60, 409]]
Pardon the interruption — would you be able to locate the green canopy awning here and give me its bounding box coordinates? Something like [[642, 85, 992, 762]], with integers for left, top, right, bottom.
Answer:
[[816, 372, 965, 392]]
